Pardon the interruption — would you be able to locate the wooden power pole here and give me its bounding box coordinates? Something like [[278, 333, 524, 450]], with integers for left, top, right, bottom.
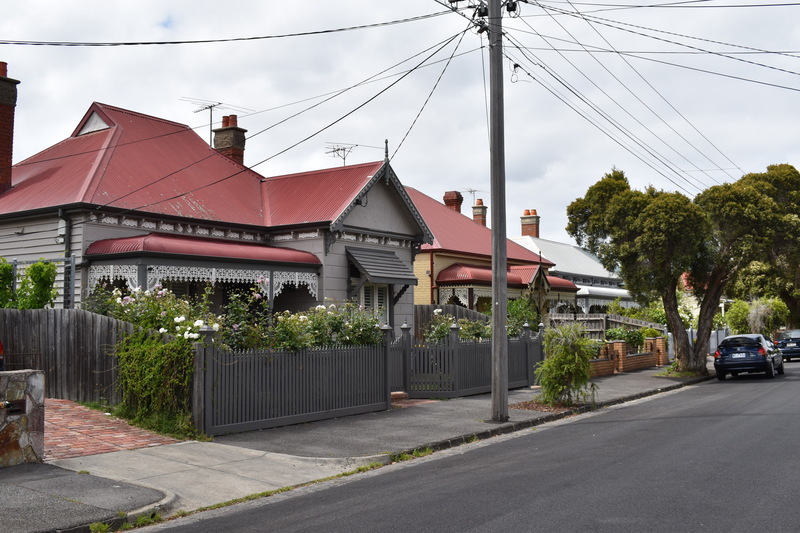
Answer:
[[488, 0, 509, 422]]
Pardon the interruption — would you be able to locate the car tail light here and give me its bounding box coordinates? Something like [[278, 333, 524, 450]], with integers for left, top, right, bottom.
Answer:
[[758, 346, 767, 356], [0, 340, 3, 355], [714, 349, 721, 359]]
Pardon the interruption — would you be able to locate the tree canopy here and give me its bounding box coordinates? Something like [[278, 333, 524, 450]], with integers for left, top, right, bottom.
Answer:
[[567, 165, 794, 372]]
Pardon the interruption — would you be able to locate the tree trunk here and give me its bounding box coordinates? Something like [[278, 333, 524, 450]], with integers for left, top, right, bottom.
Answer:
[[691, 267, 728, 375], [662, 287, 692, 371]]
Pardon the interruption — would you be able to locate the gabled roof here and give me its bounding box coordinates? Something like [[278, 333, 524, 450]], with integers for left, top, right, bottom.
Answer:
[[262, 162, 432, 242], [5, 103, 267, 225], [512, 235, 618, 280], [406, 187, 553, 266], [262, 162, 385, 226], [4, 103, 432, 243]]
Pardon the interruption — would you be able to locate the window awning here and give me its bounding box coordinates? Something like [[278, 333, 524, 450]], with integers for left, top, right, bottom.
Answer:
[[346, 247, 417, 286]]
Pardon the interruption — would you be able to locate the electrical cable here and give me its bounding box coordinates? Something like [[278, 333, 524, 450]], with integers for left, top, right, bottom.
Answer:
[[391, 23, 472, 161], [0, 12, 451, 47], [504, 45, 698, 194], [561, 0, 742, 178], [509, 17, 714, 190], [504, 34, 699, 194], [534, 1, 732, 184], [1, 29, 471, 241]]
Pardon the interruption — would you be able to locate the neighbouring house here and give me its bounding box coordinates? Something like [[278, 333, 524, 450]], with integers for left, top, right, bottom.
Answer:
[[405, 189, 578, 314], [0, 62, 432, 330], [510, 209, 637, 314]]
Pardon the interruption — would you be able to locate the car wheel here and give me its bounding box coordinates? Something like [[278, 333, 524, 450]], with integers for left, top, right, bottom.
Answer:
[[778, 361, 785, 375], [765, 360, 775, 379], [716, 370, 726, 381]]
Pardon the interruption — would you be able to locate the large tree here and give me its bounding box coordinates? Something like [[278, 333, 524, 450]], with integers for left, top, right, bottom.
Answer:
[[728, 164, 800, 326], [567, 168, 780, 373]]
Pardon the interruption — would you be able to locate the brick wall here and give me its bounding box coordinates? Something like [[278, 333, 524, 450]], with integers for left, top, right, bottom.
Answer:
[[591, 338, 666, 377]]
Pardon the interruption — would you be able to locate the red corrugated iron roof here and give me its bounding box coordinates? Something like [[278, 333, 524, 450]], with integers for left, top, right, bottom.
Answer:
[[437, 264, 527, 287], [437, 263, 578, 292], [6, 103, 268, 225], [262, 162, 385, 227], [85, 233, 320, 264], [405, 187, 554, 266], [546, 275, 579, 291]]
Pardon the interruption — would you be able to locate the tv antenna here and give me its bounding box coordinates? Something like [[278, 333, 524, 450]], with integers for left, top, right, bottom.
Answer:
[[180, 97, 255, 145], [325, 142, 383, 166], [462, 187, 485, 205]]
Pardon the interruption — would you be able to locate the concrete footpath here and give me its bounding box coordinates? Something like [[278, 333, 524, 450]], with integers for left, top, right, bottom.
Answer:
[[0, 366, 711, 533]]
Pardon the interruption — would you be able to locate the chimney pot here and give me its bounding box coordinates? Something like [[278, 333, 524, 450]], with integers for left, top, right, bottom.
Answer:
[[472, 198, 488, 227], [443, 191, 464, 213], [521, 208, 540, 238], [213, 115, 247, 166]]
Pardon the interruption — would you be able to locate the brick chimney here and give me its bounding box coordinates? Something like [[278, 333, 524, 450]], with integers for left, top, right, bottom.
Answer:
[[0, 62, 20, 195], [443, 191, 463, 213], [472, 198, 487, 226], [521, 209, 540, 238], [213, 115, 247, 165]]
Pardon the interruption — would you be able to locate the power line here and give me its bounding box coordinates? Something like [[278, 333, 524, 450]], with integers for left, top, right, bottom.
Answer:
[[0, 12, 451, 47]]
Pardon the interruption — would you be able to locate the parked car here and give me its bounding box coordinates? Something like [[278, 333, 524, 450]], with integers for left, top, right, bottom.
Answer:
[[775, 329, 800, 361], [714, 334, 784, 380]]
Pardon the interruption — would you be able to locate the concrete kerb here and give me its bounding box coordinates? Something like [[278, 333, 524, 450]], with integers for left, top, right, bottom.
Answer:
[[388, 374, 712, 463], [125, 487, 181, 525], [59, 486, 180, 533]]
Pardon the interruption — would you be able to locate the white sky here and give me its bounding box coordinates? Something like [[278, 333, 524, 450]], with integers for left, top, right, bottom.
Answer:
[[2, 1, 799, 244]]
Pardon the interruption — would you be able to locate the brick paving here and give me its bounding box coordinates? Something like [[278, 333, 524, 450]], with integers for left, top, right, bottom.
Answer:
[[44, 399, 179, 461]]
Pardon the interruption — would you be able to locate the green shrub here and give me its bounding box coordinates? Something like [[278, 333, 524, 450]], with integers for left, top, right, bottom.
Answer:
[[605, 327, 645, 351], [423, 308, 491, 343], [535, 323, 598, 406]]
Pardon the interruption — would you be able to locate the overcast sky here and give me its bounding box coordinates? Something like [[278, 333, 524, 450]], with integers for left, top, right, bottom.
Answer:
[[2, 1, 798, 244]]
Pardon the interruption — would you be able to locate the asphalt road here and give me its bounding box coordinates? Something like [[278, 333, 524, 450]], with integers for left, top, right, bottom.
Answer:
[[146, 364, 800, 533]]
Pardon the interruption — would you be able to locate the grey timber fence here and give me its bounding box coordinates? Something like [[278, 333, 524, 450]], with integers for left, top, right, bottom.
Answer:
[[391, 322, 543, 399], [194, 327, 394, 436], [413, 304, 489, 340], [0, 308, 128, 403]]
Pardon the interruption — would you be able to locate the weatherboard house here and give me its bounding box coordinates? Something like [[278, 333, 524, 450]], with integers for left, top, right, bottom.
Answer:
[[406, 189, 579, 314], [510, 210, 636, 313], [0, 63, 432, 330]]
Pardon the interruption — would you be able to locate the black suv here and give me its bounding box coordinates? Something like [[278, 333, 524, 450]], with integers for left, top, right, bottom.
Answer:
[[775, 329, 800, 361]]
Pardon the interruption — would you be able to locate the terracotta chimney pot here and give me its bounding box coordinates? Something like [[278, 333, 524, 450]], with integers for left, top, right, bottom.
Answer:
[[472, 198, 488, 226], [521, 208, 540, 238]]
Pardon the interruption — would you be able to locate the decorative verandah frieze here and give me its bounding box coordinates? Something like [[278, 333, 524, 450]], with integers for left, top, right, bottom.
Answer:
[[87, 264, 318, 299], [437, 285, 576, 308]]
